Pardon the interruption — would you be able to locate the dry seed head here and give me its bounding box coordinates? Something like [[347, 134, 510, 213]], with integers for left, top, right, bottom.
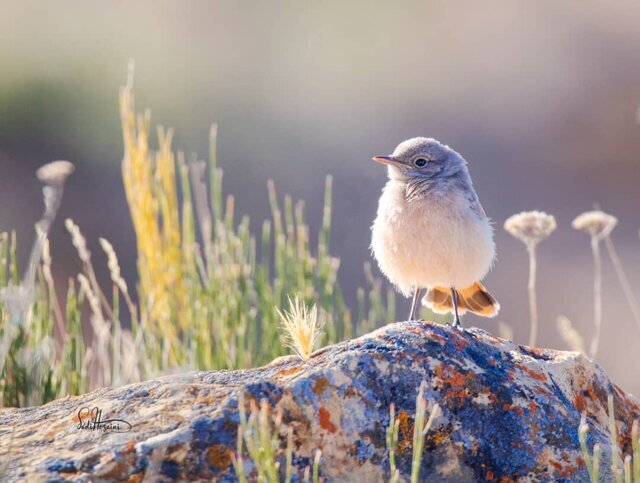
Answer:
[[277, 296, 324, 360], [572, 210, 618, 240], [504, 211, 556, 246], [99, 237, 129, 294], [579, 412, 590, 435], [556, 315, 586, 354], [78, 273, 101, 318], [65, 218, 91, 263], [36, 160, 75, 185]]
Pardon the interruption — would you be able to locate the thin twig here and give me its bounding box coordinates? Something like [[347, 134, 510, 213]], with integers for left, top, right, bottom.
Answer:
[[527, 243, 538, 346], [604, 235, 640, 332]]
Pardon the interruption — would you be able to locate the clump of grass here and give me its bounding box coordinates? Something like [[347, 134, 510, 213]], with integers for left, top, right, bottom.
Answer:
[[385, 382, 441, 483], [580, 412, 602, 483], [232, 393, 312, 483], [277, 296, 324, 360], [118, 81, 351, 373], [410, 381, 440, 483], [386, 403, 400, 482], [0, 74, 394, 407], [607, 394, 625, 482], [0, 160, 74, 406], [504, 210, 556, 346], [579, 394, 640, 483]]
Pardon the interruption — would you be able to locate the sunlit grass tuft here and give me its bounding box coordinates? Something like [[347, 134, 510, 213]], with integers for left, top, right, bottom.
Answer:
[[277, 296, 324, 360]]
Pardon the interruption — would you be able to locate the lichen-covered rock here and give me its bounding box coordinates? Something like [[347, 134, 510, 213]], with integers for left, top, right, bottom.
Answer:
[[1, 321, 638, 482]]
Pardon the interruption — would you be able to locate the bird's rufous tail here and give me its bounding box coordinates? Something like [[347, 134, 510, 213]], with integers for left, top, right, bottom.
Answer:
[[422, 282, 500, 318]]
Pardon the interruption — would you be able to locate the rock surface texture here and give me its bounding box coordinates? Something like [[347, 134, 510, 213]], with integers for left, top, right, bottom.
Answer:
[[1, 321, 639, 482]]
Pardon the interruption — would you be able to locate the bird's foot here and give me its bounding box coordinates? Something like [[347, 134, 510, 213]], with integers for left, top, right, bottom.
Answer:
[[451, 317, 462, 328]]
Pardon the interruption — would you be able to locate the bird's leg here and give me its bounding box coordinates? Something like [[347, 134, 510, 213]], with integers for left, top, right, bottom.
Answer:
[[409, 287, 424, 321], [451, 287, 461, 327]]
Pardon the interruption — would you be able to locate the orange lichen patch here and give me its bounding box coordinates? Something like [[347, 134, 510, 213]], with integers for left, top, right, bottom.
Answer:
[[549, 459, 579, 479], [482, 333, 504, 345], [428, 332, 447, 343], [195, 393, 216, 405], [550, 460, 563, 471], [313, 376, 329, 395], [514, 362, 547, 382], [534, 385, 552, 397], [396, 410, 413, 453], [527, 346, 554, 358], [127, 473, 143, 483], [424, 427, 448, 448], [450, 332, 470, 351], [207, 444, 232, 470], [503, 403, 524, 417], [405, 325, 427, 337], [319, 407, 337, 433], [528, 401, 537, 411], [94, 456, 130, 479], [276, 365, 304, 377], [434, 364, 475, 401], [573, 393, 588, 412], [486, 470, 494, 480], [586, 385, 600, 404]]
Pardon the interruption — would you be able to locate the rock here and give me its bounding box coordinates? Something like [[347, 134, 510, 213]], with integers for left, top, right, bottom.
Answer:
[[1, 320, 638, 482]]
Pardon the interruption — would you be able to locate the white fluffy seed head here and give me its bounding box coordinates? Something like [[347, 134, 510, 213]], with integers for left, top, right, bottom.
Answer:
[[572, 210, 618, 240], [504, 211, 556, 246], [36, 160, 75, 185]]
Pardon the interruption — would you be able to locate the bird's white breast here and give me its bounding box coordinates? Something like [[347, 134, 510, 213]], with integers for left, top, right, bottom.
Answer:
[[371, 179, 494, 295]]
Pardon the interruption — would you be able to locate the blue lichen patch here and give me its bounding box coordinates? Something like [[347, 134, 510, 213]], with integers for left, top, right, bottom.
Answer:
[[43, 457, 77, 473]]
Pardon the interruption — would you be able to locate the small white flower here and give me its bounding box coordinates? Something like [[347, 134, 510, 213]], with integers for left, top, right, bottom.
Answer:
[[36, 160, 75, 185], [504, 211, 557, 246], [572, 210, 617, 240]]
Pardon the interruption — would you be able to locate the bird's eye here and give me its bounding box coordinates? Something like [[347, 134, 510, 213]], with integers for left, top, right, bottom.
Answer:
[[413, 158, 428, 167]]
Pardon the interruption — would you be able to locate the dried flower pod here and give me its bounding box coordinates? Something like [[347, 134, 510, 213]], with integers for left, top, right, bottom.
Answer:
[[36, 160, 75, 185], [504, 211, 557, 246], [572, 210, 618, 240]]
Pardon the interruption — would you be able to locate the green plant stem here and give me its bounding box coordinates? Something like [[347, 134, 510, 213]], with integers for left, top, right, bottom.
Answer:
[[589, 237, 602, 358], [526, 243, 538, 347]]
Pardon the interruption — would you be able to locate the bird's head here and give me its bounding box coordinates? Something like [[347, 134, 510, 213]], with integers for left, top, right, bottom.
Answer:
[[373, 137, 467, 181]]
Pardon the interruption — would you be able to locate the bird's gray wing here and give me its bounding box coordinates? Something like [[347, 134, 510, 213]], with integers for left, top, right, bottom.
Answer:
[[465, 185, 487, 218]]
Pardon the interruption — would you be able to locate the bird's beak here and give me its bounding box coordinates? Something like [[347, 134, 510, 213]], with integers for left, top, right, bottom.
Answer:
[[372, 155, 403, 167]]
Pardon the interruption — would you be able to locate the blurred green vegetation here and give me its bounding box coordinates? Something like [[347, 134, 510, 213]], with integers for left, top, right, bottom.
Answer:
[[0, 83, 395, 407]]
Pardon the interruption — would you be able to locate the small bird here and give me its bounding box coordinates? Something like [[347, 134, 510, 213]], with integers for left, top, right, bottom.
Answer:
[[370, 137, 499, 326]]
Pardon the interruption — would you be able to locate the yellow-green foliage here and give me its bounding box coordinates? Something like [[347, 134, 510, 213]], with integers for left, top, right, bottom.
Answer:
[[0, 80, 395, 407]]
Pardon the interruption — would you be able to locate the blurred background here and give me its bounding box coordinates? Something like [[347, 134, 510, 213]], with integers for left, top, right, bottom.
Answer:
[[1, 1, 640, 392]]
